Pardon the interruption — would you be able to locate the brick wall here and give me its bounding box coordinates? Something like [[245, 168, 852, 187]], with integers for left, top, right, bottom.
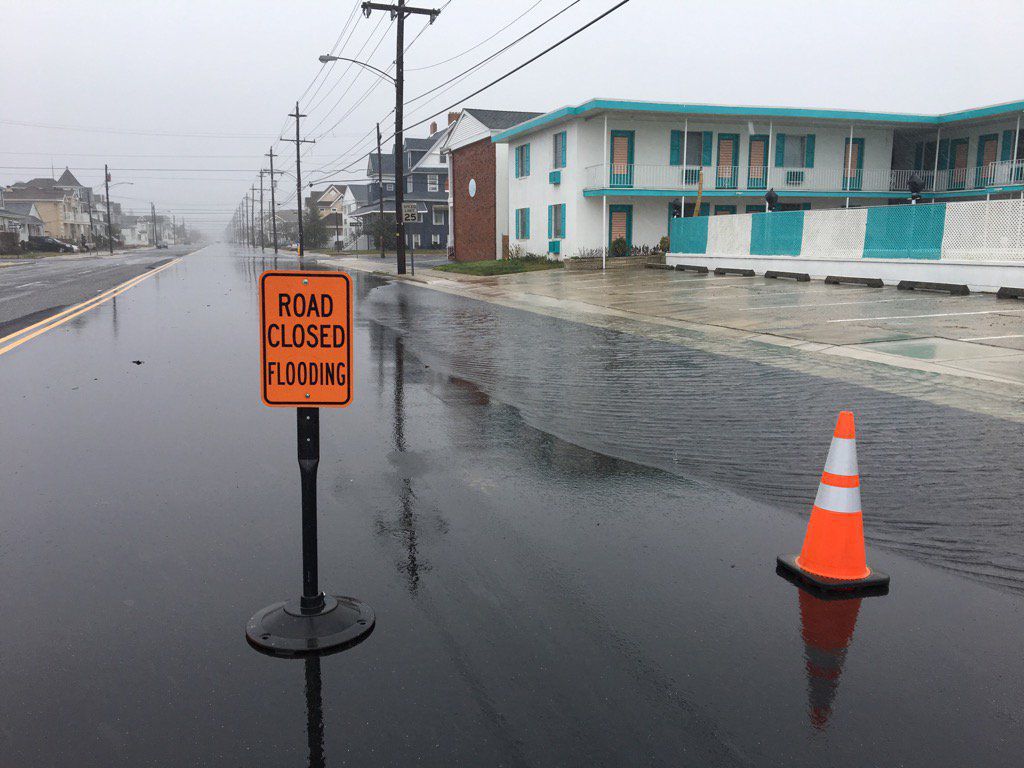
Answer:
[[451, 138, 496, 262]]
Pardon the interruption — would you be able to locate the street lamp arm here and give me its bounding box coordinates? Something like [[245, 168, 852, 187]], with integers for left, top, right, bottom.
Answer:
[[317, 55, 396, 85]]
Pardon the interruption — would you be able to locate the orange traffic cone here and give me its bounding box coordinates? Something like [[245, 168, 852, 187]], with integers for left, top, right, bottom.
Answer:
[[777, 411, 889, 594], [798, 590, 862, 730]]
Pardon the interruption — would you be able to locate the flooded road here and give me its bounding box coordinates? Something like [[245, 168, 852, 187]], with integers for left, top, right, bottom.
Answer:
[[362, 278, 1024, 594], [1, 245, 1022, 767]]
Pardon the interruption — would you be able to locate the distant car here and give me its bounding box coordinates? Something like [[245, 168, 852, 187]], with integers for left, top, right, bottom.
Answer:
[[155, 243, 168, 249], [27, 236, 74, 253]]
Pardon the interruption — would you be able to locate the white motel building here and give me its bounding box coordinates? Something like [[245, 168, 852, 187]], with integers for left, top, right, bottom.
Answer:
[[492, 98, 1024, 259]]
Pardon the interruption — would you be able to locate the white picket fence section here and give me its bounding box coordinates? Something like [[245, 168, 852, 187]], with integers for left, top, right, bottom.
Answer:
[[706, 214, 750, 257], [941, 199, 1024, 262], [799, 208, 868, 261]]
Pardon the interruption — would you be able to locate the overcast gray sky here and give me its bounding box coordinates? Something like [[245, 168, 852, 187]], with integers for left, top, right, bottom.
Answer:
[[4, 0, 1021, 235]]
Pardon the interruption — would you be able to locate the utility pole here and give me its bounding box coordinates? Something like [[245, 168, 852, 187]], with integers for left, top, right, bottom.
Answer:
[[259, 170, 266, 252], [243, 196, 248, 246], [376, 122, 386, 260], [151, 202, 158, 247], [250, 184, 257, 248], [266, 147, 279, 254], [104, 164, 113, 256], [283, 102, 314, 258], [361, 1, 440, 274]]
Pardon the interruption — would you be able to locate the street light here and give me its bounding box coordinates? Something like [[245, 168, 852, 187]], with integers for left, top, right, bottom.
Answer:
[[318, 52, 406, 271], [317, 55, 396, 84]]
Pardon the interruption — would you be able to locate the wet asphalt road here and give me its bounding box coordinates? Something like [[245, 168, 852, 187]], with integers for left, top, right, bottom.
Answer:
[[1, 244, 1022, 767], [0, 245, 194, 337]]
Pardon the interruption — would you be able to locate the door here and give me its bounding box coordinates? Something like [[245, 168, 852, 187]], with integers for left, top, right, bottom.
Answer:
[[716, 134, 739, 189], [948, 138, 969, 190], [842, 138, 864, 191], [748, 135, 768, 190], [609, 131, 634, 188], [608, 204, 633, 250], [975, 134, 998, 188]]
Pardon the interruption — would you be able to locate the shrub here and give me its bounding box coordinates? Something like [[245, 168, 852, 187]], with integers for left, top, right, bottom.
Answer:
[[610, 237, 630, 259], [659, 235, 671, 253]]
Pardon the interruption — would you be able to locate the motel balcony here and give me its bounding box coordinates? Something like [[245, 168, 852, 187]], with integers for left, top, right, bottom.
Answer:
[[583, 159, 1024, 196]]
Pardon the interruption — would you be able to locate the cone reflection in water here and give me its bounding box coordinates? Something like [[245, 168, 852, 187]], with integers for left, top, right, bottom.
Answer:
[[799, 590, 862, 730]]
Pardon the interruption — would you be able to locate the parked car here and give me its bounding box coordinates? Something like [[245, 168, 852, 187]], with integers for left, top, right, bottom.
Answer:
[[27, 236, 75, 253]]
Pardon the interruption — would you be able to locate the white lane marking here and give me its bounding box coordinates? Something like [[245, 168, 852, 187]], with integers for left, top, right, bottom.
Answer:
[[828, 308, 1024, 323], [737, 296, 926, 311], [959, 333, 1024, 341]]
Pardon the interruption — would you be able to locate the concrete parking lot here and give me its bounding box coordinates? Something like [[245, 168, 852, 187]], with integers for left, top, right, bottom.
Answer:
[[437, 266, 1024, 388]]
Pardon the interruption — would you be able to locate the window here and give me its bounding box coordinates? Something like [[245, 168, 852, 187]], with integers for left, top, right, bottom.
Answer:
[[775, 134, 815, 169], [515, 144, 531, 178], [427, 174, 439, 192], [412, 233, 421, 248], [431, 233, 440, 246], [683, 132, 704, 166], [407, 178, 414, 194], [432, 205, 445, 225], [552, 131, 567, 169], [782, 135, 806, 167], [515, 208, 530, 239], [548, 204, 565, 239], [385, 183, 393, 191]]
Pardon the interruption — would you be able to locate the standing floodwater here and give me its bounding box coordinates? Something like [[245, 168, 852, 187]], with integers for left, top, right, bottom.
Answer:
[[361, 279, 1024, 593]]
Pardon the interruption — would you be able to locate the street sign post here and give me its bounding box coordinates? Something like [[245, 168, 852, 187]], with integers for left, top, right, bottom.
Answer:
[[247, 269, 374, 657], [401, 202, 418, 223]]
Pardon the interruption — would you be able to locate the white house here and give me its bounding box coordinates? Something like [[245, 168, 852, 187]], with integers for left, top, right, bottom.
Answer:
[[492, 98, 1024, 260]]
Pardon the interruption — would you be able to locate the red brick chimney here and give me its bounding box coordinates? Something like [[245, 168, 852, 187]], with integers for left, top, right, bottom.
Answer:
[[429, 121, 438, 134], [448, 111, 460, 125]]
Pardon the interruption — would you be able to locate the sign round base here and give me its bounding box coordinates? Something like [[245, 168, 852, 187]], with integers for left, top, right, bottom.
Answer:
[[246, 594, 375, 657]]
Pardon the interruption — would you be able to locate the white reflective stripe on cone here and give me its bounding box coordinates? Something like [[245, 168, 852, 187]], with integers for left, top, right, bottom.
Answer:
[[823, 437, 859, 477], [813, 482, 862, 514]]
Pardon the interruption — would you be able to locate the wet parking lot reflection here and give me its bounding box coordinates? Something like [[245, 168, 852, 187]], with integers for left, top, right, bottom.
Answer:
[[0, 246, 1022, 767]]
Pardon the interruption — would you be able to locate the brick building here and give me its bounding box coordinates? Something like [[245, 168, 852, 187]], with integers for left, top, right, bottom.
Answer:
[[441, 108, 541, 261]]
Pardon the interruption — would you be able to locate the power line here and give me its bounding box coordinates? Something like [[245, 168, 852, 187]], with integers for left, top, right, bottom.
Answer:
[[309, 0, 585, 181], [407, 0, 544, 71], [405, 0, 582, 108]]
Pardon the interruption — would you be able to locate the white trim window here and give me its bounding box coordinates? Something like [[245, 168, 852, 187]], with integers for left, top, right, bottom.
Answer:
[[431, 233, 440, 246], [407, 178, 414, 194], [432, 205, 446, 225], [427, 174, 439, 192]]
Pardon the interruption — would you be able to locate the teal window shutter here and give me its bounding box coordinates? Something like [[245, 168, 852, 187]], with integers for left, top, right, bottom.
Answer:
[[559, 204, 566, 237], [804, 134, 815, 168], [914, 142, 923, 170], [514, 210, 519, 238], [524, 144, 530, 176], [560, 133, 567, 168], [515, 147, 520, 177], [547, 205, 552, 238], [938, 138, 950, 171], [670, 130, 681, 165], [775, 134, 786, 167], [1002, 130, 1014, 162], [525, 209, 530, 239], [701, 132, 712, 166]]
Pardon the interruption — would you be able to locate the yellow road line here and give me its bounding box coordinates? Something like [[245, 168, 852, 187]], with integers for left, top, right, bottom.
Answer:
[[0, 258, 181, 347], [0, 257, 182, 358]]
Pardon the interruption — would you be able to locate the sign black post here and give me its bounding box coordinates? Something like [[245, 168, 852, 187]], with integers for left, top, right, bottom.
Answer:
[[297, 407, 325, 614]]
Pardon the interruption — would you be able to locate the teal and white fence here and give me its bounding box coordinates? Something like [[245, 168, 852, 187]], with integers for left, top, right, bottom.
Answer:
[[668, 199, 1024, 291]]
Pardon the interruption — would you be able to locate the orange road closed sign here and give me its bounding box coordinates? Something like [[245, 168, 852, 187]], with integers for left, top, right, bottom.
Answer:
[[260, 270, 352, 407]]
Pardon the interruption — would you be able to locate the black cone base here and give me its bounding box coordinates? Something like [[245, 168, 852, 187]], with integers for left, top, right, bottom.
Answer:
[[246, 594, 375, 657], [776, 555, 890, 599]]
